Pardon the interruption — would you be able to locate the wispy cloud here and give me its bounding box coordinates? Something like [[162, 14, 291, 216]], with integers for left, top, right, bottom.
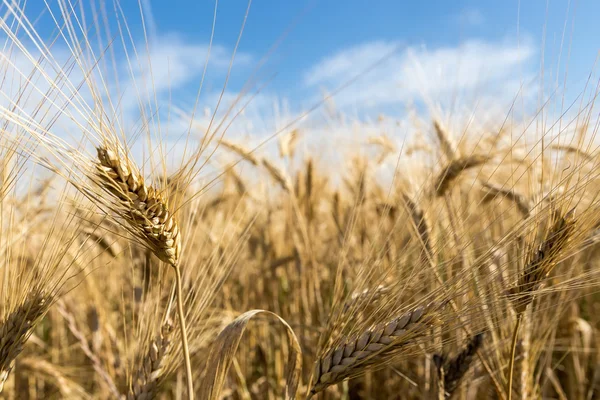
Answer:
[[119, 33, 253, 113], [303, 38, 536, 111]]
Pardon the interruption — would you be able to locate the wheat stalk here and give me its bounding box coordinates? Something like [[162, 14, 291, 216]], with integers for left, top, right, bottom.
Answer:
[[507, 208, 576, 399]]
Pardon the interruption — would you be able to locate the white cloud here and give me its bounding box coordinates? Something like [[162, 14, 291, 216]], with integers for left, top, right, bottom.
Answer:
[[302, 38, 537, 111], [303, 41, 399, 87], [116, 33, 253, 117]]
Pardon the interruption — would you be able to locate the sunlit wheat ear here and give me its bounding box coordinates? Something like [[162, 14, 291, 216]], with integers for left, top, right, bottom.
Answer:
[[218, 139, 260, 166], [278, 129, 300, 159], [434, 332, 484, 399], [434, 154, 490, 197], [0, 292, 50, 392], [95, 145, 181, 266], [480, 181, 531, 219], [309, 301, 446, 396], [128, 322, 173, 400], [401, 193, 433, 260], [433, 120, 458, 161], [509, 208, 576, 314], [261, 158, 291, 192]]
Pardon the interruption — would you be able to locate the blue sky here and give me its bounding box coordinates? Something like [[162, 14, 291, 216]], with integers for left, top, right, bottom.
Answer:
[[98, 0, 598, 133], [7, 0, 600, 166], [132, 0, 600, 96], [21, 0, 599, 115]]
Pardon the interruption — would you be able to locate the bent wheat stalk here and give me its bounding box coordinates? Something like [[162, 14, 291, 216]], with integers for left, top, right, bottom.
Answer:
[[94, 144, 193, 399]]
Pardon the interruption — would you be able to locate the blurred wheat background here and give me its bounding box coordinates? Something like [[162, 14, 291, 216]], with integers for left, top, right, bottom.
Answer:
[[1, 0, 600, 399]]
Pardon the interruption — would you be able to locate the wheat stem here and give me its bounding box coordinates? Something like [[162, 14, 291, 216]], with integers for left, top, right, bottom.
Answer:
[[174, 264, 194, 400], [507, 313, 522, 400]]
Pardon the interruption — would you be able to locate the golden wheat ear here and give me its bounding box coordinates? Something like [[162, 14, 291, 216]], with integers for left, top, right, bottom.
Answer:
[[434, 154, 490, 197], [509, 208, 576, 314], [309, 301, 447, 396], [95, 146, 181, 266], [0, 293, 51, 392], [128, 322, 173, 400]]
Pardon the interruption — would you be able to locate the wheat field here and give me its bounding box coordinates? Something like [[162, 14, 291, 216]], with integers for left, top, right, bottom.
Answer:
[[1, 1, 600, 399]]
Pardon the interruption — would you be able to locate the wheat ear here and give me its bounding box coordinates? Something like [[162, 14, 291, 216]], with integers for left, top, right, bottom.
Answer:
[[510, 208, 576, 313], [433, 120, 458, 161], [95, 146, 181, 266], [261, 158, 291, 192], [436, 332, 484, 398], [480, 182, 531, 219], [309, 301, 445, 395], [434, 155, 489, 197], [95, 145, 193, 399], [401, 193, 433, 261], [128, 323, 173, 400], [218, 139, 259, 166], [0, 293, 49, 393]]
